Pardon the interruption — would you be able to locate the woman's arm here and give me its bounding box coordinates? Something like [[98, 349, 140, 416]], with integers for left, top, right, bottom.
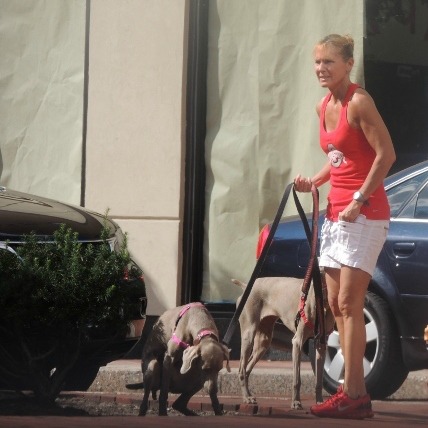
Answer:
[[294, 160, 330, 192], [350, 89, 396, 199], [295, 98, 330, 193], [338, 89, 396, 221]]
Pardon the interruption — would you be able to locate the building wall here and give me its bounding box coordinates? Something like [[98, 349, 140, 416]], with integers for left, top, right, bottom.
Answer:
[[85, 0, 188, 315], [0, 0, 85, 204]]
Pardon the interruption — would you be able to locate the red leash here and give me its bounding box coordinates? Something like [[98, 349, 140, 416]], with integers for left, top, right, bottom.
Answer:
[[293, 184, 326, 345]]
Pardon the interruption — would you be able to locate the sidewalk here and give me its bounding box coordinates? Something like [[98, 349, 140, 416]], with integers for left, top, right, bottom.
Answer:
[[84, 359, 428, 414], [2, 359, 426, 427]]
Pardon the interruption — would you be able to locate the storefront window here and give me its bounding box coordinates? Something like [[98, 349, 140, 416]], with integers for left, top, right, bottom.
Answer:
[[365, 0, 428, 173]]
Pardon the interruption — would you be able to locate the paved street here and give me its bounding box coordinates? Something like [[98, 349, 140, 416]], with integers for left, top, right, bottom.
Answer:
[[0, 398, 426, 427]]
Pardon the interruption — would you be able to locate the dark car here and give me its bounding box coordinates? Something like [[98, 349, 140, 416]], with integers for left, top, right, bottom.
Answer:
[[0, 186, 147, 390], [257, 161, 428, 399]]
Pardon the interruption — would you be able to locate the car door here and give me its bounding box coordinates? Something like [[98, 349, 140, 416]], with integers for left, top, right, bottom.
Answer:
[[384, 172, 428, 335]]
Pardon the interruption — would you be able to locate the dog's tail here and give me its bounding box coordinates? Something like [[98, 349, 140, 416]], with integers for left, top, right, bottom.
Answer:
[[125, 381, 145, 390], [231, 278, 247, 290]]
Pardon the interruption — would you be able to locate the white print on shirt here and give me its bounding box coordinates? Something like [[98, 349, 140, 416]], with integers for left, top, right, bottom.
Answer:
[[327, 143, 346, 168]]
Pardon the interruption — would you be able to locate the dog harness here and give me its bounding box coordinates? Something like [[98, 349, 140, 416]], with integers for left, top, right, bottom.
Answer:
[[170, 302, 218, 349]]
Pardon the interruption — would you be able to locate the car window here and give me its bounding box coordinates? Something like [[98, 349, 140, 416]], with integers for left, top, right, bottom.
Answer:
[[399, 195, 416, 218], [391, 178, 428, 219], [387, 171, 428, 217], [414, 184, 428, 219]]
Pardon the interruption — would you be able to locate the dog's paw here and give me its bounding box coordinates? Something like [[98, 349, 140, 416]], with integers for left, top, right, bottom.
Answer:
[[138, 402, 148, 416], [290, 401, 303, 410]]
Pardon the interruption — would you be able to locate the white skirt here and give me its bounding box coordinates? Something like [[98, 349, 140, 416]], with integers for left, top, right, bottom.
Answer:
[[319, 215, 389, 276]]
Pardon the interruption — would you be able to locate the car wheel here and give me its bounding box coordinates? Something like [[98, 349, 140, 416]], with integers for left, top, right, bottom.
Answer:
[[309, 291, 409, 399]]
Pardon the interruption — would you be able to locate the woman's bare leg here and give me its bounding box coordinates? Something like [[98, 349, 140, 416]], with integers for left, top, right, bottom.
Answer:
[[324, 266, 370, 398], [338, 266, 370, 398]]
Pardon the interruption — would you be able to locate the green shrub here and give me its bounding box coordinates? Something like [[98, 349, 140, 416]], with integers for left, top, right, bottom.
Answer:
[[0, 222, 143, 404]]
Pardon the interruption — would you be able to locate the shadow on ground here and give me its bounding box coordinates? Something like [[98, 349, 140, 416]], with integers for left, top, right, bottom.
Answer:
[[0, 392, 89, 416]]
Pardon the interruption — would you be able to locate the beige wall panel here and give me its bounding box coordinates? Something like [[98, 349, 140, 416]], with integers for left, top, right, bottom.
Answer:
[[86, 0, 186, 218], [0, 0, 85, 204], [85, 0, 188, 313], [116, 219, 180, 316]]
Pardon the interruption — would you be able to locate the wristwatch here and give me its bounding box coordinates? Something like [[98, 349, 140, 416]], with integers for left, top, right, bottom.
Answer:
[[353, 191, 369, 205]]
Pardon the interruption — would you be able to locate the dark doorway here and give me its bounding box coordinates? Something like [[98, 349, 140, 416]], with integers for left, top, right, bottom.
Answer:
[[365, 0, 428, 173]]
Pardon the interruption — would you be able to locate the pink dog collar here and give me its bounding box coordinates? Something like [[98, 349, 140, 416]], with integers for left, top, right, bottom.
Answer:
[[194, 329, 218, 345], [171, 332, 190, 349], [170, 302, 207, 349]]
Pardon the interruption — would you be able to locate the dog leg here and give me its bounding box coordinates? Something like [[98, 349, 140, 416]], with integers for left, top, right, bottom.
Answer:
[[139, 384, 151, 416], [291, 330, 304, 410], [138, 358, 160, 416], [139, 368, 153, 416], [246, 317, 274, 370], [238, 326, 258, 404], [315, 339, 326, 404], [159, 354, 172, 416], [171, 389, 200, 416], [206, 377, 223, 415], [239, 314, 276, 405]]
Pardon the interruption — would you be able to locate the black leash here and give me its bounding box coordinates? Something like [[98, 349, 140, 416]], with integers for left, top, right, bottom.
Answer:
[[222, 183, 326, 348]]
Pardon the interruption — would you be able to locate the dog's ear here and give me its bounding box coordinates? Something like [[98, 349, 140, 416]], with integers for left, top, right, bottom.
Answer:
[[221, 344, 232, 372], [180, 345, 200, 374]]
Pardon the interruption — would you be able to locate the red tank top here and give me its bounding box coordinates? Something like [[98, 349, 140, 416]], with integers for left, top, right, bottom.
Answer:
[[320, 83, 389, 221]]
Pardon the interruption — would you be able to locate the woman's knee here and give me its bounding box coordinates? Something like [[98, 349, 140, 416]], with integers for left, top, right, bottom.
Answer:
[[328, 297, 341, 317], [337, 295, 364, 317]]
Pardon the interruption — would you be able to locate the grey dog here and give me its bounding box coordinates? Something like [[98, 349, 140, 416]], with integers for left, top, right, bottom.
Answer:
[[128, 303, 231, 416], [233, 276, 334, 409]]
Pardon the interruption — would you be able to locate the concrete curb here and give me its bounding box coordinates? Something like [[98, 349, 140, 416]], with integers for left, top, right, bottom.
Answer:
[[88, 360, 428, 400]]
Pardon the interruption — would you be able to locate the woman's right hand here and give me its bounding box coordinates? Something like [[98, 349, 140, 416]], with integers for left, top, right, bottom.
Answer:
[[294, 174, 312, 192]]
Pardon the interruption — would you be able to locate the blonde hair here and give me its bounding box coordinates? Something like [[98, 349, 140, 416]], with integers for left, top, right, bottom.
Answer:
[[317, 34, 354, 61]]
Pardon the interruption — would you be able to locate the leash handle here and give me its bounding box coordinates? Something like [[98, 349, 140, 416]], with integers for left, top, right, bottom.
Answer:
[[222, 182, 294, 347]]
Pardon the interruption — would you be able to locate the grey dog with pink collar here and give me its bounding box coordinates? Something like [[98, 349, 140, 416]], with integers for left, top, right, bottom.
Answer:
[[135, 301, 231, 416], [170, 302, 219, 349]]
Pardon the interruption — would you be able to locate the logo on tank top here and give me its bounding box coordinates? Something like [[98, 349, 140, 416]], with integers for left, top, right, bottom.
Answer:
[[327, 143, 346, 168]]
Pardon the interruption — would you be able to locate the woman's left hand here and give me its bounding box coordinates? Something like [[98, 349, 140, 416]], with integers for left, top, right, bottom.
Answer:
[[338, 201, 362, 222]]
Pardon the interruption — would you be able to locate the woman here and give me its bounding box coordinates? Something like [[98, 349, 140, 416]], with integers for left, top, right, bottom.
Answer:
[[294, 34, 396, 419]]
